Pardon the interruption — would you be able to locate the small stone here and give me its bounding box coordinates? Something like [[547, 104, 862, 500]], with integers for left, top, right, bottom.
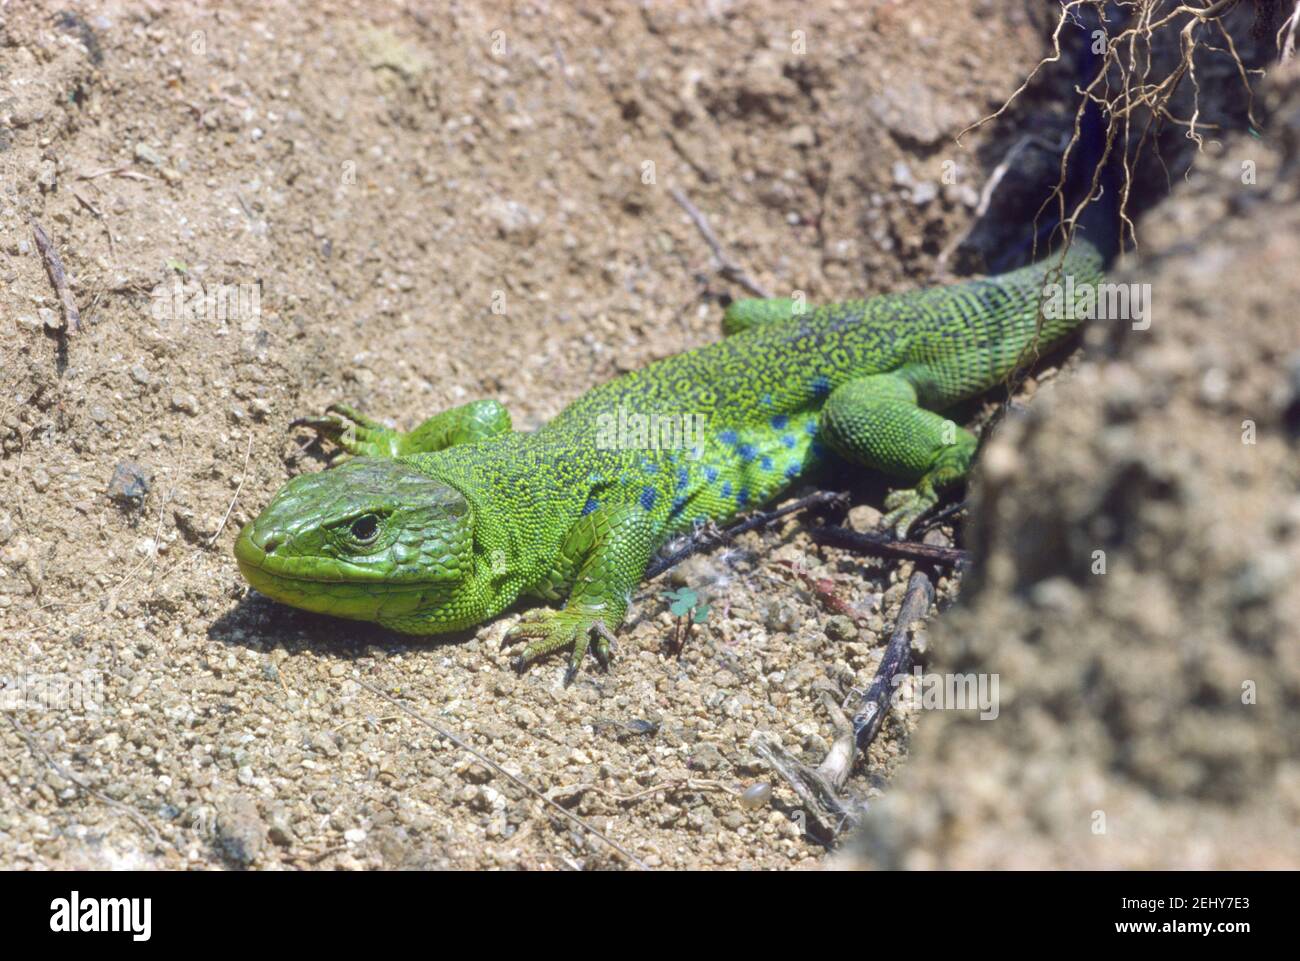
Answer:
[[39, 307, 60, 331], [787, 124, 816, 147], [170, 392, 199, 415], [848, 504, 883, 532], [130, 363, 152, 385], [134, 142, 165, 166], [911, 181, 938, 205], [215, 795, 266, 866], [36, 159, 57, 192], [479, 197, 542, 243], [824, 614, 859, 643], [107, 461, 150, 506], [763, 600, 800, 633], [739, 782, 772, 810], [688, 742, 726, 772], [31, 468, 52, 493], [344, 828, 366, 844], [309, 731, 340, 757], [1200, 367, 1229, 406], [267, 809, 296, 847]]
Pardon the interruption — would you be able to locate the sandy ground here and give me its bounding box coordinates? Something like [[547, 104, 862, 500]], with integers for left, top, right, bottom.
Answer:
[[4, 0, 1293, 872], [1, 0, 1046, 869]]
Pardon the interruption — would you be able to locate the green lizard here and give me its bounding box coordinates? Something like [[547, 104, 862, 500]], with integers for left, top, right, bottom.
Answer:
[[235, 241, 1103, 677]]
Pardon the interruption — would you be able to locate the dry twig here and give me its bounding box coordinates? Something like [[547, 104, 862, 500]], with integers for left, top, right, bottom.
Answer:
[[753, 570, 936, 839], [5, 713, 162, 848], [669, 185, 774, 299], [31, 221, 81, 334], [643, 490, 846, 581], [208, 434, 254, 548], [810, 525, 968, 567]]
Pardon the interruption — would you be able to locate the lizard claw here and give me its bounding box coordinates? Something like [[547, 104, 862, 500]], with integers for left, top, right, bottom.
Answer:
[[291, 404, 400, 460], [880, 485, 939, 540], [504, 608, 614, 682]]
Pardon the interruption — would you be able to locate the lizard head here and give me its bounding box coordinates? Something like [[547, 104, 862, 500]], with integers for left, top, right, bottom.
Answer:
[[234, 458, 483, 631]]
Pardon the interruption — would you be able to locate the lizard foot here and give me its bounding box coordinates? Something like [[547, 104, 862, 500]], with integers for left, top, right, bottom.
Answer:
[[880, 484, 939, 540], [290, 403, 400, 463], [504, 608, 615, 684]]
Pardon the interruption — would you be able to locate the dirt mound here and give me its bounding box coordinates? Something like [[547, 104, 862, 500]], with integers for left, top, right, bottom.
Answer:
[[0, 1, 1041, 869], [845, 63, 1300, 870]]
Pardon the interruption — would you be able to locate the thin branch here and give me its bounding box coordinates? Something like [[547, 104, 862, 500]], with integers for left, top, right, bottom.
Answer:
[[31, 221, 81, 334], [1280, 1, 1300, 61], [751, 570, 935, 838], [810, 525, 968, 567], [669, 185, 773, 299], [847, 570, 934, 754], [5, 713, 163, 848], [749, 732, 862, 839], [643, 490, 846, 581]]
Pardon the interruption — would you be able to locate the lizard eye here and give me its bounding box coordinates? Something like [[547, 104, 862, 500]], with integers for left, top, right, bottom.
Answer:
[[349, 514, 380, 542]]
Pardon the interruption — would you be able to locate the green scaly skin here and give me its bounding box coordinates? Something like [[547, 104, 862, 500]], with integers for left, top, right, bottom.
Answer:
[[235, 242, 1104, 678]]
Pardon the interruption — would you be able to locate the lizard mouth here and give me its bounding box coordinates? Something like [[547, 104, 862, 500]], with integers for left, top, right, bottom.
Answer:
[[234, 527, 403, 583], [234, 524, 434, 620]]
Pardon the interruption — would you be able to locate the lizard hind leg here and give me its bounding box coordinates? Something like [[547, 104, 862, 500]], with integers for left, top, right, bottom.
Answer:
[[818, 373, 977, 538]]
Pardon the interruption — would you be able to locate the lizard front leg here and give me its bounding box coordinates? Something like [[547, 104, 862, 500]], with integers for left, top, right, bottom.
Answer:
[[292, 399, 512, 463], [504, 502, 658, 683]]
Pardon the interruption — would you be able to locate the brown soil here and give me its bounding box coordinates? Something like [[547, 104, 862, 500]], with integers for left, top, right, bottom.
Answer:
[[4, 0, 1293, 873], [845, 62, 1300, 871], [1, 0, 1043, 869]]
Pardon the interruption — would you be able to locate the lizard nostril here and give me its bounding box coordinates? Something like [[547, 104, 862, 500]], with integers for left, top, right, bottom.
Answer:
[[261, 537, 280, 554]]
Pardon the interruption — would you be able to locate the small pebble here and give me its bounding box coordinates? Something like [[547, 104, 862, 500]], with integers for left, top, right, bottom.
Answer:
[[825, 614, 859, 643], [134, 142, 165, 166], [171, 392, 200, 415], [107, 460, 150, 506], [739, 782, 772, 810]]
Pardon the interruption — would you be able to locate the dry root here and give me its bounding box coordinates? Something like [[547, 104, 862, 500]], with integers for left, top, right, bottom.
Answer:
[[962, 0, 1271, 258]]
